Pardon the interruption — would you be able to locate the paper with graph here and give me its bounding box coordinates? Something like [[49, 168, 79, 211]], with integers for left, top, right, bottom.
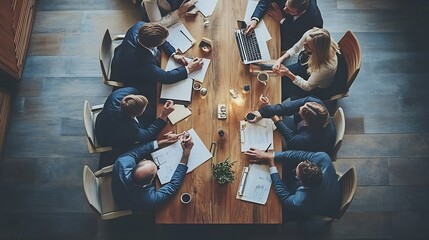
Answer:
[[236, 164, 272, 205]]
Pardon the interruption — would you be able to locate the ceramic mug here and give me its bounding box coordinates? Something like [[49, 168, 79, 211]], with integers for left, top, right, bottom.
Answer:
[[257, 71, 269, 85], [180, 192, 192, 204]]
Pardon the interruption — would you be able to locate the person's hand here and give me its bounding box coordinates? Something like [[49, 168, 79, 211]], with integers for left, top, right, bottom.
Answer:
[[186, 57, 204, 73], [245, 19, 258, 35], [259, 94, 270, 106], [247, 110, 262, 123], [274, 64, 290, 77], [172, 54, 187, 65], [181, 132, 194, 157], [159, 100, 175, 120], [272, 58, 285, 73], [178, 0, 197, 14], [245, 148, 275, 166], [267, 2, 284, 22]]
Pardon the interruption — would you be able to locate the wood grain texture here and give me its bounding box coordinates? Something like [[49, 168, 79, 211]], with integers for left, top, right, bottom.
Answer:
[[155, 0, 282, 224]]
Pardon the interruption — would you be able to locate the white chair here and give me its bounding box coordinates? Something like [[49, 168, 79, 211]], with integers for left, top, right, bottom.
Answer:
[[331, 107, 345, 162], [83, 165, 132, 220], [83, 100, 112, 154], [99, 29, 125, 88]]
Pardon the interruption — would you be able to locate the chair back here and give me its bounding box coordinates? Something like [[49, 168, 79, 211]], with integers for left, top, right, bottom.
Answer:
[[83, 100, 112, 154], [337, 167, 357, 219], [99, 29, 123, 87], [325, 30, 362, 102], [331, 107, 345, 161], [83, 165, 132, 220]]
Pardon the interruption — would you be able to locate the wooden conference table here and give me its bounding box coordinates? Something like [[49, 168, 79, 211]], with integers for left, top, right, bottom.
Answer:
[[156, 0, 282, 224]]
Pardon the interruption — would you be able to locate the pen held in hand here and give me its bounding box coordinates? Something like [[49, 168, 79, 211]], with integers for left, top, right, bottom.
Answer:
[[265, 143, 272, 152]]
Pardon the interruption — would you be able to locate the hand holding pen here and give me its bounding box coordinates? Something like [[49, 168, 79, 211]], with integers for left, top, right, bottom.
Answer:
[[186, 57, 204, 73]]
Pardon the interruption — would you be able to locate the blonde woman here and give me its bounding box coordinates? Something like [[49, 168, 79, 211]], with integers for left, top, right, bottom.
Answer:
[[272, 27, 340, 100]]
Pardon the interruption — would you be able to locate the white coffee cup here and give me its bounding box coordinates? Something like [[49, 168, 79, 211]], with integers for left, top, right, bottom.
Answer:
[[180, 192, 192, 204], [193, 81, 202, 91], [257, 71, 269, 85]]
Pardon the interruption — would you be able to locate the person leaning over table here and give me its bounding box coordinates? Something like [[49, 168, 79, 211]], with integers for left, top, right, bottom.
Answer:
[[110, 21, 203, 121], [246, 0, 323, 51], [95, 87, 175, 149], [245, 149, 342, 221], [112, 132, 193, 211], [248, 96, 336, 154], [141, 0, 196, 26], [272, 27, 340, 101]]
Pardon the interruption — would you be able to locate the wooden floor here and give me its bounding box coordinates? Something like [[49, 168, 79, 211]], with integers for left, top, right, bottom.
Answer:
[[1, 0, 429, 239]]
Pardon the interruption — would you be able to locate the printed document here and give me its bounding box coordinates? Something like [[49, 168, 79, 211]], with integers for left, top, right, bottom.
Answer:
[[152, 128, 212, 185], [240, 119, 274, 152], [236, 164, 272, 205]]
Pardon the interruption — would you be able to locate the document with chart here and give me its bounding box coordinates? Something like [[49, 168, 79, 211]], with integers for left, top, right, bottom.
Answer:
[[236, 164, 272, 205], [240, 119, 274, 152], [152, 128, 212, 185]]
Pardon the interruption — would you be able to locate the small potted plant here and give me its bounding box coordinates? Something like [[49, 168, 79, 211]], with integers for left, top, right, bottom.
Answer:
[[212, 157, 236, 184]]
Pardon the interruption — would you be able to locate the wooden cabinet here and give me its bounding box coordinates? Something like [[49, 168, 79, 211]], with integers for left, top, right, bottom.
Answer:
[[0, 0, 37, 81]]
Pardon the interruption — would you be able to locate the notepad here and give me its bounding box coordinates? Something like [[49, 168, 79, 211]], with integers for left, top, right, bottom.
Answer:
[[167, 104, 191, 125], [165, 57, 211, 83], [166, 21, 195, 53], [160, 78, 193, 105], [236, 164, 272, 205], [152, 128, 212, 185], [240, 119, 274, 152]]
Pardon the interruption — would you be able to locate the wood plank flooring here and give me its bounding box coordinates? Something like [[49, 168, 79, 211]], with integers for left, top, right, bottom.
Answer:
[[1, 0, 429, 239]]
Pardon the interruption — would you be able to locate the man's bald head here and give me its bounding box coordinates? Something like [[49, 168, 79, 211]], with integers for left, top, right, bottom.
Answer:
[[131, 160, 157, 187]]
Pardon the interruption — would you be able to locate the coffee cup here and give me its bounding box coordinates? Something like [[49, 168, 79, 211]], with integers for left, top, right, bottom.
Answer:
[[193, 81, 202, 91], [257, 71, 269, 85], [180, 192, 192, 204]]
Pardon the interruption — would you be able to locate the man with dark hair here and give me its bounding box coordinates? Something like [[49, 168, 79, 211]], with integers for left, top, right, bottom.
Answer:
[[245, 149, 341, 221], [248, 96, 335, 154], [95, 87, 174, 148], [246, 0, 323, 51], [112, 133, 193, 211], [111, 21, 203, 121]]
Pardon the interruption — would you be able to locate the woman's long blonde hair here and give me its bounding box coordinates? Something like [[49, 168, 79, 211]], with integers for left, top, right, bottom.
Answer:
[[307, 28, 339, 73]]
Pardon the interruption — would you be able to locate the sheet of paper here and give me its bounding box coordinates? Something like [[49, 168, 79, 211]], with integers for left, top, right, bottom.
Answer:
[[195, 0, 218, 17], [238, 164, 272, 205], [166, 21, 195, 53], [240, 119, 274, 152], [244, 0, 272, 42], [160, 78, 193, 103], [165, 57, 211, 83], [153, 128, 212, 185], [168, 104, 191, 125]]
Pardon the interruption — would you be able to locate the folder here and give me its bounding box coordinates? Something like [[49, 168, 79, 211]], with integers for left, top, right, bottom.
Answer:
[[236, 164, 272, 205]]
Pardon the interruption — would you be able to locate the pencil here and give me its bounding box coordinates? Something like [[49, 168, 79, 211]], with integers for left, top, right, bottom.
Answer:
[[180, 30, 193, 42], [265, 143, 271, 152]]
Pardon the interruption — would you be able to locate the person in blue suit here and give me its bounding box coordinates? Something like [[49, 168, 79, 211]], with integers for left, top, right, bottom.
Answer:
[[248, 96, 336, 154], [246, 0, 323, 51], [111, 21, 203, 120], [112, 132, 193, 211], [245, 149, 342, 221], [95, 87, 174, 148]]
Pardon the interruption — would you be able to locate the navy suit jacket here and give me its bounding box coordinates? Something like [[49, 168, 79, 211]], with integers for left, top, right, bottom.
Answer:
[[258, 96, 336, 154], [111, 141, 188, 211], [110, 21, 188, 96], [272, 151, 342, 220], [95, 87, 167, 148], [251, 0, 323, 50]]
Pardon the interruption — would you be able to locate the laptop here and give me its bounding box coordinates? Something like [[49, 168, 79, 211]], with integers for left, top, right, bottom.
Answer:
[[234, 20, 271, 64]]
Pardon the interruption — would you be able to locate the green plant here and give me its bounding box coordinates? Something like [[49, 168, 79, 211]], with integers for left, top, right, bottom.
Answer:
[[212, 157, 236, 184]]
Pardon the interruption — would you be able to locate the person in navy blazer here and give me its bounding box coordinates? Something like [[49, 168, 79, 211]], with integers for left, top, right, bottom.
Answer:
[[112, 133, 193, 211], [95, 87, 174, 148], [111, 21, 203, 120], [246, 0, 323, 51], [245, 149, 342, 221], [248, 96, 336, 154]]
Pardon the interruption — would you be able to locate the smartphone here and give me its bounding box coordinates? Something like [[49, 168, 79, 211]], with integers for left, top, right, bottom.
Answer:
[[237, 20, 247, 30], [245, 113, 256, 121]]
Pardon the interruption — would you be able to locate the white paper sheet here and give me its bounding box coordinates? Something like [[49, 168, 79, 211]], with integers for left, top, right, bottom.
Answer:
[[167, 104, 192, 125], [240, 119, 274, 152], [194, 0, 218, 17], [165, 57, 211, 83], [153, 128, 212, 185], [237, 164, 272, 205], [166, 21, 195, 53]]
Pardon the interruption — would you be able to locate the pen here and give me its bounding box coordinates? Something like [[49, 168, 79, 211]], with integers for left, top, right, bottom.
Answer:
[[180, 29, 193, 42], [265, 143, 271, 152]]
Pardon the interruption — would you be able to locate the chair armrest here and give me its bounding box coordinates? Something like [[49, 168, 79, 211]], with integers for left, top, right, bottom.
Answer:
[[112, 34, 125, 41], [91, 104, 104, 112], [94, 164, 114, 176]]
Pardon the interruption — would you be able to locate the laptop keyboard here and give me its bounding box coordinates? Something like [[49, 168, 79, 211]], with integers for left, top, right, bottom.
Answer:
[[235, 30, 262, 62]]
